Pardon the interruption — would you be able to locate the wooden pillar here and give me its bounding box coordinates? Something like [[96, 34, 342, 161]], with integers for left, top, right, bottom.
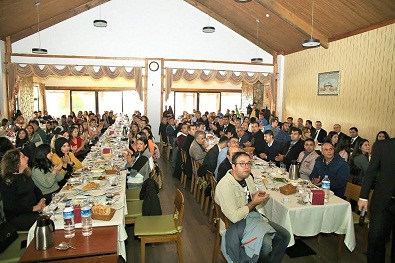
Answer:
[[144, 59, 148, 116], [160, 59, 164, 118], [272, 52, 278, 116], [4, 36, 12, 119]]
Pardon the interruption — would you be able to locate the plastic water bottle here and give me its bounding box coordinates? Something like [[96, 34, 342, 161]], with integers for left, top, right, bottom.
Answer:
[[322, 175, 331, 203], [63, 201, 75, 238], [81, 200, 93, 236]]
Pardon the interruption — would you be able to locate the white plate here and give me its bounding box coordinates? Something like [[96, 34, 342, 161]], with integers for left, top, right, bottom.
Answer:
[[111, 202, 124, 210], [88, 190, 106, 197]]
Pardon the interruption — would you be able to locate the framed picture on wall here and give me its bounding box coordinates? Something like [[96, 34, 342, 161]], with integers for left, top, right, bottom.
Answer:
[[317, 71, 340, 96]]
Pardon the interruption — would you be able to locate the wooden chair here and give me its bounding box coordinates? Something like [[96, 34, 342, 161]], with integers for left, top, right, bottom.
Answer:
[[134, 188, 185, 263], [212, 203, 230, 263], [159, 137, 167, 153], [166, 135, 172, 160], [0, 232, 28, 263], [200, 170, 211, 211], [342, 182, 372, 256], [125, 200, 143, 224], [206, 171, 217, 222], [180, 149, 187, 188], [191, 159, 202, 200]]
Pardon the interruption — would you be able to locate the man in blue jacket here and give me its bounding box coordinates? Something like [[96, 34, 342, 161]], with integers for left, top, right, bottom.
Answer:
[[310, 142, 350, 198]]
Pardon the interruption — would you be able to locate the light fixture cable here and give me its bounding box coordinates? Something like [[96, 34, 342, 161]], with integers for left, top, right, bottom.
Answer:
[[35, 1, 42, 49], [255, 18, 260, 58], [310, 0, 314, 39]]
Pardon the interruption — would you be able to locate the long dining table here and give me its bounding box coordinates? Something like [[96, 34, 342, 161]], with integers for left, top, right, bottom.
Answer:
[[26, 123, 130, 261], [251, 158, 356, 252]]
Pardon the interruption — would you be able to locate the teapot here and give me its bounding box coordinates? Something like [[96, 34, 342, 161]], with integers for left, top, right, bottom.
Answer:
[[35, 215, 55, 250], [288, 160, 300, 180]]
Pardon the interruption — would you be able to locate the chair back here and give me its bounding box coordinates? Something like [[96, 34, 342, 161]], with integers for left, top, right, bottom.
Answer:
[[208, 172, 217, 197], [180, 149, 187, 165], [174, 188, 185, 231], [191, 158, 201, 176], [344, 182, 361, 202], [214, 203, 230, 229]]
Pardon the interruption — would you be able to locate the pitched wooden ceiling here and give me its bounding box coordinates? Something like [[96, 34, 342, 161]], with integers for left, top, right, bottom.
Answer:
[[1, 0, 394, 56]]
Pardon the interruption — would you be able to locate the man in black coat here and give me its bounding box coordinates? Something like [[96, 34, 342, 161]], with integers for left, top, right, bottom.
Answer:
[[220, 115, 237, 138], [333, 124, 349, 142], [244, 121, 265, 156], [349, 126, 363, 151], [203, 136, 229, 173], [358, 138, 395, 263], [260, 130, 282, 163], [275, 127, 305, 170], [216, 146, 240, 182], [313, 121, 327, 144]]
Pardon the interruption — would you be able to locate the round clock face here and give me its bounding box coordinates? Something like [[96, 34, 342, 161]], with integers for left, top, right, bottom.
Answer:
[[149, 61, 159, 72]]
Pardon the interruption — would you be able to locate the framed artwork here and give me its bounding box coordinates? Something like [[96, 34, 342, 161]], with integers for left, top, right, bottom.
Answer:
[[317, 71, 340, 96]]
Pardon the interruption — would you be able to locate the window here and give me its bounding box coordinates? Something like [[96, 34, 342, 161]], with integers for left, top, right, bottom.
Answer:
[[98, 91, 123, 114], [71, 91, 96, 113], [46, 90, 70, 118], [221, 92, 242, 114], [122, 91, 144, 115], [174, 92, 197, 118], [199, 93, 220, 114]]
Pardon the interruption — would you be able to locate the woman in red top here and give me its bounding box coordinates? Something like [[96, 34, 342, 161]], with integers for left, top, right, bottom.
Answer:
[[69, 126, 85, 157]]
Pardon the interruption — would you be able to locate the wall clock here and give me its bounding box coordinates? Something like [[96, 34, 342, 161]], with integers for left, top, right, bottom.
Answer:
[[149, 61, 159, 72]]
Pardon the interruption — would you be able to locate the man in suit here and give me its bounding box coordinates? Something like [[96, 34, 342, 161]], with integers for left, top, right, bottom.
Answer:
[[274, 122, 291, 147], [189, 131, 208, 164], [203, 136, 229, 173], [166, 117, 177, 147], [181, 124, 196, 179], [220, 115, 237, 138], [236, 126, 250, 148], [296, 138, 320, 180], [333, 123, 349, 142], [313, 121, 327, 144], [243, 121, 265, 156], [260, 130, 282, 162], [358, 138, 395, 263], [216, 146, 240, 182], [305, 120, 316, 137], [275, 127, 305, 170], [349, 126, 363, 151]]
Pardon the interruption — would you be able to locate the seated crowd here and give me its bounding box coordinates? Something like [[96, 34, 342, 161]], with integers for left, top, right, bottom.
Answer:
[[0, 108, 157, 232], [160, 105, 390, 200]]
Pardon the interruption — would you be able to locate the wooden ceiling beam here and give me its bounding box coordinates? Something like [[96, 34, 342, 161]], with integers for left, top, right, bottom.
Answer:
[[10, 0, 111, 43], [255, 0, 329, 49], [184, 0, 277, 55]]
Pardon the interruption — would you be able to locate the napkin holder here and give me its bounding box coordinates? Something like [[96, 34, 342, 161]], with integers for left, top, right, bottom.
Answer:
[[279, 184, 297, 195], [102, 148, 111, 154], [309, 189, 325, 205]]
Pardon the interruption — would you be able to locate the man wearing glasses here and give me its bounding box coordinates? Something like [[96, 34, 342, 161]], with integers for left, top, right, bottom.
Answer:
[[215, 152, 290, 263]]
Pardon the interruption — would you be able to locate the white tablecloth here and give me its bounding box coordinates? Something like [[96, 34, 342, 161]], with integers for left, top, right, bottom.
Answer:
[[27, 127, 130, 261], [251, 162, 356, 252]]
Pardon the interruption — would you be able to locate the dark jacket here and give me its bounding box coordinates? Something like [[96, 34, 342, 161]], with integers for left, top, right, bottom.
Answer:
[[313, 129, 327, 144], [238, 132, 250, 148], [262, 140, 282, 162], [217, 158, 232, 182], [310, 153, 350, 198], [222, 124, 237, 137], [360, 138, 395, 213], [140, 178, 162, 216], [181, 134, 195, 177], [159, 123, 168, 143], [281, 139, 305, 169], [203, 145, 220, 173], [251, 130, 265, 156]]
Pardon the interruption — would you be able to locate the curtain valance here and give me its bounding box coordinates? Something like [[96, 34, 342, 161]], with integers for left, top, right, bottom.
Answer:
[[15, 64, 140, 80], [165, 68, 272, 100]]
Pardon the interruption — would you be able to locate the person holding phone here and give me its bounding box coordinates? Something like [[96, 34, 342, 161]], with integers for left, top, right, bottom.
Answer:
[[215, 152, 290, 263]]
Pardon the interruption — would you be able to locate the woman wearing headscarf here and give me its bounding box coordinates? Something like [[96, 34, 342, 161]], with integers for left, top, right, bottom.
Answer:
[[0, 149, 46, 230], [32, 144, 66, 204], [51, 137, 82, 187]]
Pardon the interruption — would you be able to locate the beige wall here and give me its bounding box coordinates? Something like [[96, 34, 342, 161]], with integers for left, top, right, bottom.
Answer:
[[283, 24, 395, 143]]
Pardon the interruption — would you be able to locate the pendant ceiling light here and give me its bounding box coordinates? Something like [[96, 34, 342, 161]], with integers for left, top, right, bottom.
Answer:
[[202, 0, 215, 33], [93, 5, 107, 27], [32, 1, 47, 54], [302, 0, 320, 47], [251, 19, 263, 63]]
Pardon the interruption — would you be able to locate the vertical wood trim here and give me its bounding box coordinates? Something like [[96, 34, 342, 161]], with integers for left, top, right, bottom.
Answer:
[[144, 59, 148, 116], [160, 59, 164, 119], [273, 52, 278, 115], [4, 36, 12, 118]]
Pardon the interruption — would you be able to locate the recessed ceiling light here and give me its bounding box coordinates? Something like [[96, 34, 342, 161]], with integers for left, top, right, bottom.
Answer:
[[266, 14, 270, 18]]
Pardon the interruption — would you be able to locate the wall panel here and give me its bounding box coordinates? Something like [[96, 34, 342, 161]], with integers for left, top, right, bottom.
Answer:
[[283, 24, 395, 142]]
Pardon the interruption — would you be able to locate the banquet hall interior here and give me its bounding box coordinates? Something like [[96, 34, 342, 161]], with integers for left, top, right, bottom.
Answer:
[[0, 0, 394, 262]]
